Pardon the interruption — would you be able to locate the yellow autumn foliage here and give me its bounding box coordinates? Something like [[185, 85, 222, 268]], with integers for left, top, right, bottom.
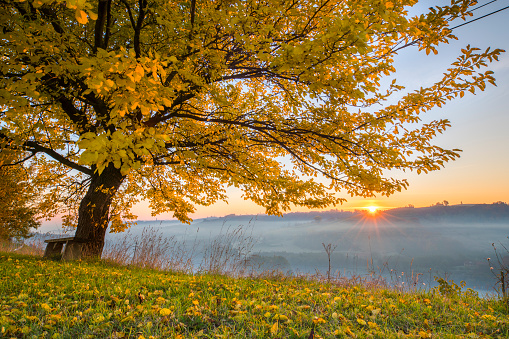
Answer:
[[0, 0, 503, 256]]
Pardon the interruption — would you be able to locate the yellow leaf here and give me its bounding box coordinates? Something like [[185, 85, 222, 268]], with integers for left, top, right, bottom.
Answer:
[[75, 9, 88, 24], [345, 327, 355, 337], [270, 322, 278, 335], [134, 64, 144, 82], [313, 317, 326, 324], [32, 0, 43, 8], [159, 308, 172, 316], [89, 12, 98, 21], [140, 105, 150, 116]]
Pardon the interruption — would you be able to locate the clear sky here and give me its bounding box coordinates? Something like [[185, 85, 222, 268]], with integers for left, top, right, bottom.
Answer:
[[40, 1, 509, 229], [129, 1, 508, 221]]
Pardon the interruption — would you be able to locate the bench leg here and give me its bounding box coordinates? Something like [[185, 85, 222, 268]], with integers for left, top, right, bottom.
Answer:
[[43, 242, 64, 258], [62, 241, 84, 261]]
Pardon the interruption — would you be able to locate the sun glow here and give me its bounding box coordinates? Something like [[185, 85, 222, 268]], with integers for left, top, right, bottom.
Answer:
[[366, 206, 378, 214]]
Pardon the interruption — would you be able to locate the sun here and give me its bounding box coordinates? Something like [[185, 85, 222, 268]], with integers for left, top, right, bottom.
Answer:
[[366, 206, 378, 214]]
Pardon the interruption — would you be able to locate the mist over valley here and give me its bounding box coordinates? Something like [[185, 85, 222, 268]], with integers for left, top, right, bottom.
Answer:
[[36, 203, 509, 295]]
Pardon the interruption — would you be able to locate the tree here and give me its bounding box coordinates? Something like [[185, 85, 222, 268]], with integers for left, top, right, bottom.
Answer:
[[0, 0, 503, 257], [0, 152, 41, 241]]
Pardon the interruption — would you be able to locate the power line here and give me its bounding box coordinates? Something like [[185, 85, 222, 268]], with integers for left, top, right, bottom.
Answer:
[[467, 0, 500, 14], [450, 4, 509, 30], [393, 2, 509, 53]]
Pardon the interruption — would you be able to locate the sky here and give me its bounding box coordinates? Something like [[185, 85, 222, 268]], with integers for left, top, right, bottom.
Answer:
[[137, 1, 509, 220], [40, 1, 509, 229]]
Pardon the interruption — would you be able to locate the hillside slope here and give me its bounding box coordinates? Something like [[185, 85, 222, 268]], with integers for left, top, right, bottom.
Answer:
[[1, 253, 508, 338]]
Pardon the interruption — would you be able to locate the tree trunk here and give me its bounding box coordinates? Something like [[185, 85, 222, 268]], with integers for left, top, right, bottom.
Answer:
[[74, 164, 124, 258]]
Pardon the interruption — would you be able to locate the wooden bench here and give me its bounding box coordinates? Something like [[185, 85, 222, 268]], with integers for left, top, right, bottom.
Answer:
[[43, 237, 88, 260]]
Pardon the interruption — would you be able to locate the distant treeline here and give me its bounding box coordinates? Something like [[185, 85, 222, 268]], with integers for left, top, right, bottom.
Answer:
[[384, 203, 509, 223], [201, 202, 509, 224]]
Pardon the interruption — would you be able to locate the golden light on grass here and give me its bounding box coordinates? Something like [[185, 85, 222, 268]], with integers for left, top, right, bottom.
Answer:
[[3, 245, 503, 338]]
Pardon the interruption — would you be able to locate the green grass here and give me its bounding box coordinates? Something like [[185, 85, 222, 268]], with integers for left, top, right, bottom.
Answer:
[[1, 252, 508, 338]]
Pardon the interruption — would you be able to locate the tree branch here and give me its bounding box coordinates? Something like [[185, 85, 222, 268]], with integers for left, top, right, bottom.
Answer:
[[190, 0, 196, 28], [38, 5, 65, 34], [24, 140, 93, 175], [120, 0, 136, 30], [103, 0, 113, 48], [56, 95, 91, 133], [0, 132, 92, 175], [94, 0, 110, 52], [0, 151, 36, 168], [133, 0, 147, 58]]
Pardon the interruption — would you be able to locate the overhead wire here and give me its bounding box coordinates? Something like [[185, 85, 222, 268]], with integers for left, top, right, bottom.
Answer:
[[393, 0, 509, 53], [465, 0, 500, 14], [450, 4, 509, 30]]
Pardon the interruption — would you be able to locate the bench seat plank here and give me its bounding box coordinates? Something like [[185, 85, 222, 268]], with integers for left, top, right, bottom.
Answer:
[[44, 237, 87, 243]]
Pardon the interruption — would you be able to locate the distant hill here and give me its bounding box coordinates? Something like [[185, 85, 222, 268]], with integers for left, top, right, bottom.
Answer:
[[381, 203, 509, 223], [197, 202, 509, 224]]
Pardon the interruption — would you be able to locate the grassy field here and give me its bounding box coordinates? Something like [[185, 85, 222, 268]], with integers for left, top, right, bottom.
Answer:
[[1, 252, 508, 339]]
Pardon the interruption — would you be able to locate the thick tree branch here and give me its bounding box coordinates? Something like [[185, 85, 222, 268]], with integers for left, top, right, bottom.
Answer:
[[0, 132, 92, 175], [144, 91, 197, 127], [104, 0, 113, 48], [57, 95, 91, 133], [190, 0, 196, 28], [133, 0, 147, 58], [94, 0, 110, 52], [24, 140, 93, 175]]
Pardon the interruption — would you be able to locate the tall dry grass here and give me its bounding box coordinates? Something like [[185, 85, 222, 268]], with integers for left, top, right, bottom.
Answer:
[[102, 226, 198, 272], [198, 224, 258, 277], [102, 222, 259, 276], [0, 238, 44, 256]]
